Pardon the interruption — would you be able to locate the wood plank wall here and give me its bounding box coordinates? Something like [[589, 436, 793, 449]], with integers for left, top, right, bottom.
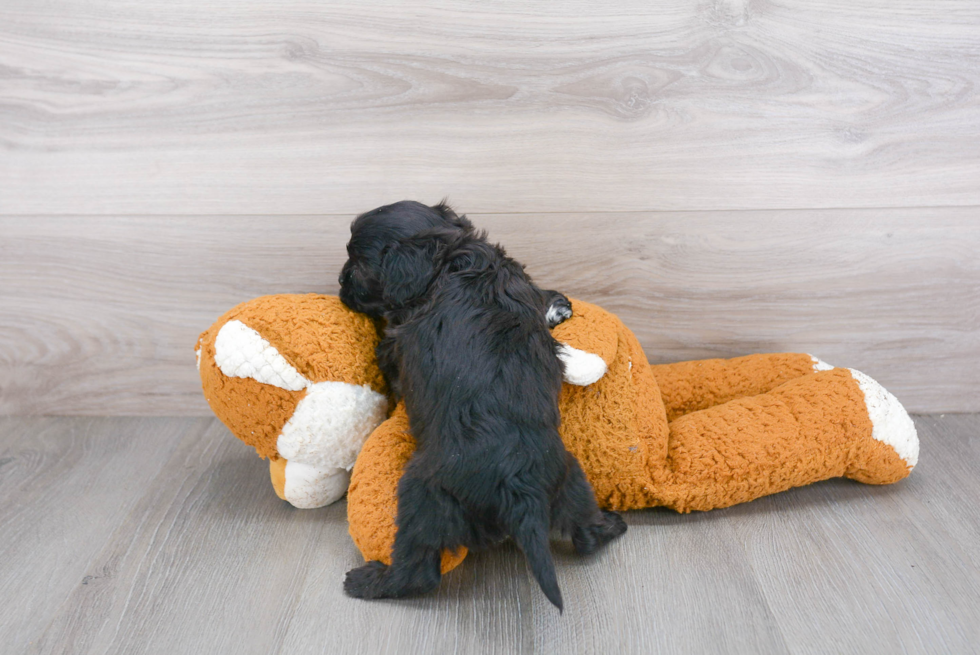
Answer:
[[1, 1, 978, 415]]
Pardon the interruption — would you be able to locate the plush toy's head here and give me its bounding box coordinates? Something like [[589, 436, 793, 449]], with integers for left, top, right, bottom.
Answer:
[[197, 294, 618, 509], [197, 294, 390, 508]]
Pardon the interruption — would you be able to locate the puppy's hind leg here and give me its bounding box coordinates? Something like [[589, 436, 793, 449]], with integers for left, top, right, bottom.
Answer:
[[344, 472, 467, 600], [552, 452, 627, 555]]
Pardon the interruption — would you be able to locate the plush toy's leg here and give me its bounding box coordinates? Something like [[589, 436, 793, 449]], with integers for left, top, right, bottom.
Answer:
[[647, 367, 918, 512], [650, 353, 830, 422], [268, 458, 350, 509], [345, 467, 468, 600], [347, 406, 469, 574]]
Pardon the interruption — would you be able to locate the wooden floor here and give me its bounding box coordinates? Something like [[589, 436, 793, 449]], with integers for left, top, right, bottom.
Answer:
[[2, 415, 977, 655]]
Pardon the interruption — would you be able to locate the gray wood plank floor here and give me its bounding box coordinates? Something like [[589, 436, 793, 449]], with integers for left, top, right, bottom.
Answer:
[[1, 415, 977, 655]]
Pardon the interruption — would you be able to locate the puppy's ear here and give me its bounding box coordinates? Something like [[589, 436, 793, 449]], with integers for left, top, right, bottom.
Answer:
[[379, 238, 440, 308], [432, 199, 473, 231]]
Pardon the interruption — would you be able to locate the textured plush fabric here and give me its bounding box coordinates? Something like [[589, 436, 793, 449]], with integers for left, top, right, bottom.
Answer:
[[346, 299, 916, 572], [347, 405, 469, 574], [198, 294, 917, 575], [651, 353, 818, 423], [645, 368, 909, 512], [198, 294, 386, 460]]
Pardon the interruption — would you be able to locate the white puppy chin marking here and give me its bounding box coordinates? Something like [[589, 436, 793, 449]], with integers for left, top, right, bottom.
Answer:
[[211, 318, 389, 508], [558, 343, 608, 386], [283, 462, 351, 508], [809, 355, 835, 372], [848, 368, 919, 468]]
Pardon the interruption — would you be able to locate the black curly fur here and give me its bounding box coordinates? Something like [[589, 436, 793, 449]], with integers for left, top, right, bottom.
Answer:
[[338, 201, 625, 611]]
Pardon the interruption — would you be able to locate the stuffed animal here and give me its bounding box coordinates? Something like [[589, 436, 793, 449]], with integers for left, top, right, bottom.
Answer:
[[196, 294, 389, 509], [197, 293, 919, 573]]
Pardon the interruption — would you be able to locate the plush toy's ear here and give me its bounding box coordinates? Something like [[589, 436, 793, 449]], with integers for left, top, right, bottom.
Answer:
[[379, 237, 441, 309]]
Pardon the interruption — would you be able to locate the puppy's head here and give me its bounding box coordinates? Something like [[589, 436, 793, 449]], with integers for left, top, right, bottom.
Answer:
[[339, 200, 471, 316]]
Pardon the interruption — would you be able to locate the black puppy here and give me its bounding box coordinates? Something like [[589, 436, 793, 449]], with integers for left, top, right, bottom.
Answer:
[[339, 201, 625, 611]]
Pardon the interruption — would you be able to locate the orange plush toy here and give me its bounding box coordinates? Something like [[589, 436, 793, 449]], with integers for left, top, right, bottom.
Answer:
[[198, 294, 918, 573]]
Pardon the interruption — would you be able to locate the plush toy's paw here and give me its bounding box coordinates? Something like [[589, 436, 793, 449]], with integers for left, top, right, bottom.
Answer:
[[848, 368, 919, 469], [544, 292, 574, 328], [808, 357, 918, 471], [572, 510, 628, 555], [809, 354, 835, 372], [343, 561, 390, 599], [558, 343, 608, 386], [279, 463, 351, 509]]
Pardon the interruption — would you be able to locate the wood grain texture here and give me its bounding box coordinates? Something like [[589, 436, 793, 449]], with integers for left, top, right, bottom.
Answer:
[[1, 208, 976, 416], [1, 1, 979, 214], [28, 418, 328, 655], [0, 417, 192, 651], [725, 413, 980, 654], [3, 414, 978, 654]]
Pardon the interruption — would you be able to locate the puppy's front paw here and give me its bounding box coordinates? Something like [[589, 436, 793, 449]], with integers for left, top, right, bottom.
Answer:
[[544, 292, 573, 328], [344, 561, 389, 599]]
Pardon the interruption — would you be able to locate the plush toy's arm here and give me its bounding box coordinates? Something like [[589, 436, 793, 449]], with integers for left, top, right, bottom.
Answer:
[[347, 404, 468, 574], [651, 353, 829, 422], [552, 299, 624, 386], [557, 343, 608, 386]]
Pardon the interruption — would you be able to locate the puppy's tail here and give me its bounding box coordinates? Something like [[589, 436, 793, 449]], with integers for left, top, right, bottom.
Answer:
[[510, 513, 563, 612]]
